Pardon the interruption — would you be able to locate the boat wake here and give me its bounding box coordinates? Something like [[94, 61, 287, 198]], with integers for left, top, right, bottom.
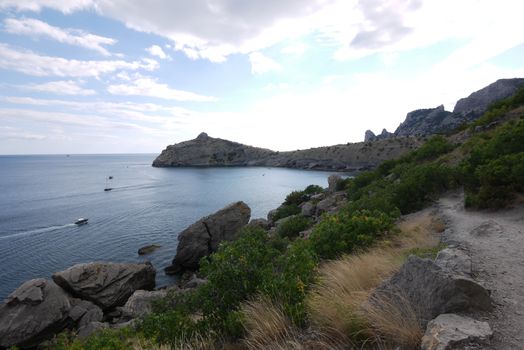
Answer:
[[0, 223, 77, 241]]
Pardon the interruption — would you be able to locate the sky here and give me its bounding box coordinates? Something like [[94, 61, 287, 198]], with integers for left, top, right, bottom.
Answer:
[[1, 0, 524, 154]]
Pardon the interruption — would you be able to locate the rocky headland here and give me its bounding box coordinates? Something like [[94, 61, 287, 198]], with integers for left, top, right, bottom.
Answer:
[[153, 131, 423, 171]]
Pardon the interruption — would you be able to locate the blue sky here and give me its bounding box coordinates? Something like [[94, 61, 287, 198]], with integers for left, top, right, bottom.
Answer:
[[0, 0, 524, 154]]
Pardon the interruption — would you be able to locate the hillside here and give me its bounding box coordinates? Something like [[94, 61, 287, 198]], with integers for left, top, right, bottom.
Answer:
[[153, 133, 423, 171]]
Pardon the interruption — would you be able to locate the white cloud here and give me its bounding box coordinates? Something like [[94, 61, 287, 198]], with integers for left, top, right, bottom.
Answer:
[[248, 52, 281, 74], [0, 0, 92, 13], [4, 18, 116, 56], [0, 43, 157, 77], [281, 43, 308, 55], [145, 45, 168, 59], [21, 80, 96, 95], [107, 76, 218, 102]]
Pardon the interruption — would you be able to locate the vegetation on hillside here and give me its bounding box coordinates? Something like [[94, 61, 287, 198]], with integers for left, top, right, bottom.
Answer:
[[51, 97, 524, 349]]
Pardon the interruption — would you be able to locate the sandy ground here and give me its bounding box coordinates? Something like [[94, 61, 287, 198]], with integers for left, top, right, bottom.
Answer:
[[438, 191, 524, 350]]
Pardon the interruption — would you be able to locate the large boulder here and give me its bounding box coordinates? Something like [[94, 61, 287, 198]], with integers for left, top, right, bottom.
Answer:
[[119, 290, 168, 319], [421, 314, 493, 350], [328, 174, 342, 192], [52, 262, 156, 310], [373, 256, 491, 327], [167, 201, 251, 272], [0, 279, 73, 349]]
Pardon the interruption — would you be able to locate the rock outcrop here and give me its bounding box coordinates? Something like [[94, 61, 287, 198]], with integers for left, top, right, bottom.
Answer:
[[363, 78, 524, 141], [153, 132, 422, 171], [52, 262, 156, 310], [0, 279, 73, 349], [166, 201, 251, 273], [119, 289, 168, 319], [373, 256, 492, 327], [421, 314, 493, 350], [453, 78, 524, 118]]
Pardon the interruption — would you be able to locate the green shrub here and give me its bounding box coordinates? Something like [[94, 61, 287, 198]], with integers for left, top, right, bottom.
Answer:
[[474, 86, 524, 126], [272, 204, 301, 221], [303, 184, 324, 195], [277, 215, 312, 239], [51, 328, 137, 350], [309, 209, 395, 259]]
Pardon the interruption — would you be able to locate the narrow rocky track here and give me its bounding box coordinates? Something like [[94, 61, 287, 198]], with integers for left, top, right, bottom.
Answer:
[[438, 191, 524, 349]]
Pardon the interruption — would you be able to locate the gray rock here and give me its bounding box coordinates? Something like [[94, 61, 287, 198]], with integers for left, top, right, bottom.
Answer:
[[435, 247, 472, 277], [373, 256, 492, 327], [248, 218, 269, 230], [364, 130, 376, 142], [120, 289, 167, 319], [316, 192, 347, 216], [328, 174, 342, 192], [394, 105, 453, 137], [168, 201, 251, 271], [69, 299, 103, 329], [138, 244, 161, 255], [300, 202, 316, 217], [0, 279, 73, 349], [365, 128, 394, 141], [421, 314, 493, 350], [52, 262, 156, 310], [77, 322, 109, 339], [453, 78, 524, 118], [185, 275, 208, 289], [267, 209, 278, 225]]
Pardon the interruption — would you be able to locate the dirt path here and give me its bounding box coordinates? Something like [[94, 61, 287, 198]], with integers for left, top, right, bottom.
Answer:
[[438, 191, 524, 349]]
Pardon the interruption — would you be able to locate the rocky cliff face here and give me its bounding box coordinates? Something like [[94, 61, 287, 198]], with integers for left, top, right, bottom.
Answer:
[[453, 78, 524, 118], [152, 132, 276, 167], [364, 78, 524, 140], [153, 133, 423, 171]]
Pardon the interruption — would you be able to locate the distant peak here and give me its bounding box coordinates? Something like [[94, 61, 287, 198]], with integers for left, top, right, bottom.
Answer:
[[196, 132, 209, 140]]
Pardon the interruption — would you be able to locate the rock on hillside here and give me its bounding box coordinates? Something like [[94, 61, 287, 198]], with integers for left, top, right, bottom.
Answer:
[[453, 78, 524, 118], [152, 132, 276, 167], [52, 262, 156, 310], [364, 78, 524, 140], [394, 105, 453, 136], [166, 201, 251, 273], [153, 132, 422, 171]]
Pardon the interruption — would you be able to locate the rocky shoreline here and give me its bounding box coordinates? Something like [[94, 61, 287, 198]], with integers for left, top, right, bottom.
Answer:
[[0, 176, 506, 349]]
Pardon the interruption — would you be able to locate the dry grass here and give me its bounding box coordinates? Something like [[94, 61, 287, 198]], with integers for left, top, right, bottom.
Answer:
[[241, 296, 347, 350], [238, 210, 444, 349], [306, 209, 443, 349], [132, 335, 220, 350]]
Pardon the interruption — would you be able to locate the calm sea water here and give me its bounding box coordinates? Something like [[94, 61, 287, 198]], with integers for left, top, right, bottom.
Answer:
[[0, 154, 337, 300]]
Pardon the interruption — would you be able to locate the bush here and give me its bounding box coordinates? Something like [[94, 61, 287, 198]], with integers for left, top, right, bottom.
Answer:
[[277, 215, 312, 239], [272, 204, 301, 221], [309, 210, 395, 259]]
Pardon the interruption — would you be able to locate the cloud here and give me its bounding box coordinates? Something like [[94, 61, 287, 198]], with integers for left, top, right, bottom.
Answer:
[[0, 0, 92, 13], [145, 44, 168, 59], [4, 18, 116, 56], [0, 43, 157, 77], [248, 52, 281, 74], [107, 76, 218, 102], [281, 43, 308, 55], [21, 80, 96, 95]]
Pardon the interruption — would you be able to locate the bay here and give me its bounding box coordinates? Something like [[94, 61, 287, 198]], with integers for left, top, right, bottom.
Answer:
[[0, 154, 337, 300]]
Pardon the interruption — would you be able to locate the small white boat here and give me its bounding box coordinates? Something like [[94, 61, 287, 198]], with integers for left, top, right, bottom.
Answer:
[[75, 218, 88, 225]]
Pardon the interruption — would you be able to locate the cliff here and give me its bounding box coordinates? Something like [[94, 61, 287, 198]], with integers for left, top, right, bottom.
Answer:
[[365, 78, 524, 139], [153, 133, 423, 171]]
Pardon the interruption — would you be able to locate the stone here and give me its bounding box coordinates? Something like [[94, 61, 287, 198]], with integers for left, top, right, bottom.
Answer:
[[300, 202, 316, 217], [119, 290, 168, 319], [248, 218, 270, 230], [435, 247, 472, 277], [77, 322, 109, 339], [315, 192, 347, 216], [52, 262, 156, 310], [267, 209, 278, 225], [328, 174, 342, 192], [167, 201, 251, 271], [421, 314, 493, 350], [0, 279, 73, 349], [364, 130, 376, 142], [69, 299, 103, 329], [138, 244, 161, 255], [373, 256, 492, 327]]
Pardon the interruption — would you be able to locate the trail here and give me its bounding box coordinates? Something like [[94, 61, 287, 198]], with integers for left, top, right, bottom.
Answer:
[[438, 191, 524, 349]]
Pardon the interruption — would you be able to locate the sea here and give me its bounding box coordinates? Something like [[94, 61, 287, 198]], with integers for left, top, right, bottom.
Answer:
[[0, 154, 339, 300]]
